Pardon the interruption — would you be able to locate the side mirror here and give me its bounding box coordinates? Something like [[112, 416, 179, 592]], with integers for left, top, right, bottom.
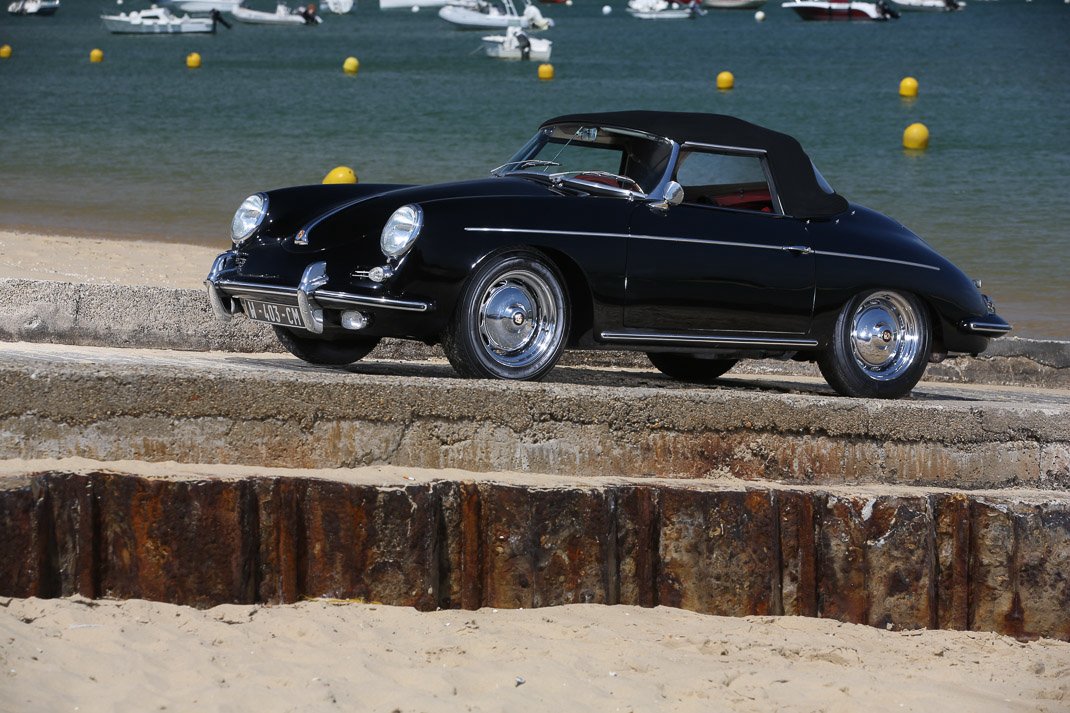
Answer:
[[649, 181, 684, 211]]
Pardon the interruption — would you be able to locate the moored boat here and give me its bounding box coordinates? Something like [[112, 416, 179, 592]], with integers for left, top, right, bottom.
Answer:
[[701, 0, 764, 8], [481, 26, 551, 60], [379, 0, 449, 7], [439, 0, 553, 30], [101, 5, 219, 33], [894, 0, 963, 10], [7, 0, 60, 15], [231, 1, 322, 24], [158, 0, 237, 11], [782, 0, 898, 20], [627, 0, 704, 19]]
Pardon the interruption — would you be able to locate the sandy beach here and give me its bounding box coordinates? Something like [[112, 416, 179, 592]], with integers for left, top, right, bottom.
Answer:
[[2, 231, 1069, 711]]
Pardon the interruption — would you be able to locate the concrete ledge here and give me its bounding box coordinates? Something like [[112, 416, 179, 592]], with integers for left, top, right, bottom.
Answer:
[[2, 342, 1068, 490], [2, 279, 1068, 388], [2, 469, 1067, 640]]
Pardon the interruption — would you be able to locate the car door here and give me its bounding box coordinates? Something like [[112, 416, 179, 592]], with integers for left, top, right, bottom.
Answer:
[[623, 145, 816, 337]]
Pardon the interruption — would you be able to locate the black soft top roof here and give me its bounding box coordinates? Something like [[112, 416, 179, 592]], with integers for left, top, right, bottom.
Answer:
[[541, 111, 849, 219]]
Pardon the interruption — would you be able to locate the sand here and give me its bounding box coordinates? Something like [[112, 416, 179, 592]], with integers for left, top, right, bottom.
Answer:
[[2, 232, 1069, 712]]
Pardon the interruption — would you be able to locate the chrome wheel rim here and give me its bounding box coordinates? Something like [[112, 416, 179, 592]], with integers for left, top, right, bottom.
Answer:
[[477, 269, 561, 369], [849, 291, 922, 382]]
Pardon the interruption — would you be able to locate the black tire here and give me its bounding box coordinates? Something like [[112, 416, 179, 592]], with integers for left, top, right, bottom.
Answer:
[[272, 325, 379, 366], [817, 289, 931, 399], [442, 250, 570, 381], [646, 353, 737, 383]]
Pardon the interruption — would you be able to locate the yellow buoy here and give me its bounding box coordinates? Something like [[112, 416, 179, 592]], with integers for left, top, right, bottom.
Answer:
[[323, 166, 358, 184], [899, 76, 919, 98], [903, 122, 930, 151], [0, 44, 12, 60], [537, 63, 554, 81], [186, 52, 201, 69], [716, 70, 734, 90], [343, 56, 359, 75], [90, 48, 104, 63]]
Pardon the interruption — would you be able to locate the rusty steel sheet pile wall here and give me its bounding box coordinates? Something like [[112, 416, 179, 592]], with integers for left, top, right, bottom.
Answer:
[[2, 471, 1067, 640]]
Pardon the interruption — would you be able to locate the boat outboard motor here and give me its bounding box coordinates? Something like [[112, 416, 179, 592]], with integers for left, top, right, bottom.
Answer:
[[210, 9, 232, 28], [515, 29, 531, 60]]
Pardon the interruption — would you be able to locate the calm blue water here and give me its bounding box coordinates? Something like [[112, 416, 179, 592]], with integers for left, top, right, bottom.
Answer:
[[1, 0, 1068, 336]]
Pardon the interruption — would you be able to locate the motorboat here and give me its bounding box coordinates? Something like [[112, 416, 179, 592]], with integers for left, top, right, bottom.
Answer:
[[324, 0, 353, 11], [379, 0, 449, 8], [158, 0, 237, 11], [231, 2, 322, 24], [701, 0, 764, 8], [627, 0, 705, 19], [481, 26, 551, 60], [439, 0, 553, 30], [782, 0, 898, 20], [7, 0, 60, 15], [101, 5, 219, 32], [893, 0, 963, 10]]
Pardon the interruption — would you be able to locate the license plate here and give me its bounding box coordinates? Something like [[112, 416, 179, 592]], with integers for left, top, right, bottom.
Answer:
[[243, 299, 305, 328]]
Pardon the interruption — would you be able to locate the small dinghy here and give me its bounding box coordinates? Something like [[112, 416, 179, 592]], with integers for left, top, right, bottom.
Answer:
[[627, 0, 705, 19], [481, 26, 551, 60], [231, 1, 322, 24], [101, 5, 220, 33], [782, 0, 899, 20], [439, 0, 553, 30], [8, 0, 60, 16]]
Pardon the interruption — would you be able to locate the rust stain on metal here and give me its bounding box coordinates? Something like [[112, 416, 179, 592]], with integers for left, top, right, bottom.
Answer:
[[1, 471, 1068, 641]]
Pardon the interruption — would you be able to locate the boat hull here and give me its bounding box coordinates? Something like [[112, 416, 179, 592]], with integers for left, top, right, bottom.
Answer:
[[438, 4, 523, 28], [230, 6, 317, 24], [481, 36, 551, 60], [101, 14, 216, 32], [782, 1, 890, 20], [159, 0, 237, 11], [701, 0, 764, 8]]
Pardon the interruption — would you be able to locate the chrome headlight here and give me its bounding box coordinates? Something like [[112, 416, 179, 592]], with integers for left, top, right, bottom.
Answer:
[[380, 204, 423, 258], [231, 193, 267, 246]]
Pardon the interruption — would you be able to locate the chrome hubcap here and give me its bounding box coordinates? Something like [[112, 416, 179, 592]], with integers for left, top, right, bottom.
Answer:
[[849, 291, 922, 381], [478, 269, 560, 369]]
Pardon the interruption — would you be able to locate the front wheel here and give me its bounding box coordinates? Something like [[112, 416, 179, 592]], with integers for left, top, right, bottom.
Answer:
[[647, 353, 737, 384], [817, 290, 930, 399], [272, 325, 380, 366], [442, 250, 570, 381]]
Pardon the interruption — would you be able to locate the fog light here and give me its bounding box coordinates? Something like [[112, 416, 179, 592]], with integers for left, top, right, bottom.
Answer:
[[341, 311, 369, 330]]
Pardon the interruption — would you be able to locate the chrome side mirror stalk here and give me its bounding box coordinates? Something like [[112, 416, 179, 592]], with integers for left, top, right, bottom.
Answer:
[[648, 181, 684, 212]]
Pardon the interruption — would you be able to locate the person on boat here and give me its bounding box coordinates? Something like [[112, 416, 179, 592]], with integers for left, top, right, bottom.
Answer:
[[298, 2, 317, 23]]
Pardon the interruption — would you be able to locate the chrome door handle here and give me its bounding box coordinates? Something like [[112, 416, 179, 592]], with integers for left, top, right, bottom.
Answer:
[[784, 245, 814, 255]]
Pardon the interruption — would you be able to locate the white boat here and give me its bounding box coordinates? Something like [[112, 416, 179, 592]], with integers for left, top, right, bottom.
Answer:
[[893, 0, 963, 10], [781, 0, 898, 20], [701, 0, 763, 8], [101, 5, 218, 33], [7, 0, 60, 15], [324, 0, 353, 12], [231, 2, 322, 23], [380, 0, 449, 7], [627, 0, 704, 18], [481, 26, 551, 60], [158, 0, 237, 11], [439, 0, 553, 30]]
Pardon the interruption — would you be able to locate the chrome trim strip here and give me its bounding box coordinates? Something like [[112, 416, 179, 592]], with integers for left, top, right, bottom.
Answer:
[[215, 280, 299, 300], [963, 320, 1013, 335], [214, 279, 433, 314], [315, 290, 432, 313], [465, 227, 630, 239], [600, 331, 818, 348], [813, 250, 940, 272], [633, 234, 787, 252]]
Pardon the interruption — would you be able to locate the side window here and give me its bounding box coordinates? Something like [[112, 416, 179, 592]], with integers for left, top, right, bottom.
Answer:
[[674, 150, 776, 213]]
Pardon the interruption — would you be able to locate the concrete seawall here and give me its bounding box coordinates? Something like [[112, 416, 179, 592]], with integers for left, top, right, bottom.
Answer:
[[3, 278, 1069, 388], [2, 468, 1068, 640]]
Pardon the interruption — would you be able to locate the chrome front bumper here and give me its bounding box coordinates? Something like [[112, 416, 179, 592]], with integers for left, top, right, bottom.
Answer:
[[205, 253, 432, 334]]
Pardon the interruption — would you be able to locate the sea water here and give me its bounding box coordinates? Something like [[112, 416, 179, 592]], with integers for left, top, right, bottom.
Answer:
[[0, 0, 1067, 336]]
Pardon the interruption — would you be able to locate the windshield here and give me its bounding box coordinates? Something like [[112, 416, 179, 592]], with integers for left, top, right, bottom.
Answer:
[[497, 124, 673, 195]]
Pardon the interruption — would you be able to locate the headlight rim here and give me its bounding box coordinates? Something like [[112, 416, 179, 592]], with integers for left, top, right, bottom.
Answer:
[[380, 203, 424, 259], [231, 193, 268, 246]]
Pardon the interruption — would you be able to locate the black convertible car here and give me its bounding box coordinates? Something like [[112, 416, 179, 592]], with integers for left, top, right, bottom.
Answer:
[[206, 111, 1011, 398]]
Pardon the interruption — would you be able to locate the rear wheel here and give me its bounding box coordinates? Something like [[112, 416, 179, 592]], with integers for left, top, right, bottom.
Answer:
[[272, 325, 379, 366], [442, 250, 569, 381], [647, 353, 737, 383], [817, 289, 930, 398]]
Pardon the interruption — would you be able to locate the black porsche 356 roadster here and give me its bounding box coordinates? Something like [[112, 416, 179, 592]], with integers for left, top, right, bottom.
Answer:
[[206, 111, 1011, 398]]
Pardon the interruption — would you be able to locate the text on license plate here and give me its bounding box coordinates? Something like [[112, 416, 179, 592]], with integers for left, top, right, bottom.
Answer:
[[244, 299, 305, 328]]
